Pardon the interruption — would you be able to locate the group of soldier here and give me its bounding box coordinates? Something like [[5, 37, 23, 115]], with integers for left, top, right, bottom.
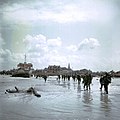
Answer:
[[58, 73, 93, 91], [58, 72, 111, 94], [36, 72, 112, 94]]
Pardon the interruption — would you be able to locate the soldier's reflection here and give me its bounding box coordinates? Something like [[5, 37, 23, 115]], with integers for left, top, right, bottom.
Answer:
[[82, 91, 93, 104], [77, 84, 81, 93], [100, 93, 109, 103], [73, 80, 76, 90], [62, 80, 67, 88], [77, 84, 81, 99], [99, 93, 112, 118], [100, 93, 111, 110], [67, 81, 70, 89]]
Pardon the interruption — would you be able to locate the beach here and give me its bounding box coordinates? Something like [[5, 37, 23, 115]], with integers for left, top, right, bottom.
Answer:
[[0, 75, 120, 120]]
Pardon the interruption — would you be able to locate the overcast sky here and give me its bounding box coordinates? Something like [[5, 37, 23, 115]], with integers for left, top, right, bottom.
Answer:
[[0, 0, 120, 71]]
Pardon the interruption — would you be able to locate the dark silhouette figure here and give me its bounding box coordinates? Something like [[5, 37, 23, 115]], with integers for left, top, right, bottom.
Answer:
[[6, 86, 19, 93], [82, 73, 92, 90], [82, 74, 87, 90], [76, 74, 81, 84], [67, 75, 71, 81], [72, 75, 76, 81], [58, 75, 61, 80], [87, 73, 92, 90], [63, 75, 66, 81], [103, 73, 111, 94], [99, 75, 104, 90], [15, 86, 19, 92], [42, 75, 47, 82]]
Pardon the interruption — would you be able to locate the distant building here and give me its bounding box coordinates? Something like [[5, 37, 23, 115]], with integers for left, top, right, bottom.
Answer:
[[33, 64, 73, 76], [46, 65, 61, 75], [17, 62, 33, 70], [74, 69, 92, 76], [60, 64, 73, 75], [68, 63, 71, 70]]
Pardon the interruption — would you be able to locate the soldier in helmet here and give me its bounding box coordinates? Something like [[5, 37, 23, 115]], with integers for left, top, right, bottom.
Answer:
[[103, 72, 111, 94]]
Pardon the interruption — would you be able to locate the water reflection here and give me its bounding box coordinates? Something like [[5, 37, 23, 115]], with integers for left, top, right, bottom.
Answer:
[[100, 93, 111, 104], [100, 93, 111, 108], [67, 81, 70, 89], [77, 84, 81, 99], [100, 93, 111, 117], [82, 91, 93, 104], [62, 80, 67, 88], [77, 84, 81, 93], [73, 81, 76, 90]]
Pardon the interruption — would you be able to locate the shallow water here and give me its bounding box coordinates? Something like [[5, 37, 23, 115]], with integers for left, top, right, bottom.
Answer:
[[0, 75, 120, 120]]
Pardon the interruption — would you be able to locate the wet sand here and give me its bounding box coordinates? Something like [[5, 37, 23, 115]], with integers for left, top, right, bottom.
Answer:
[[0, 75, 120, 120]]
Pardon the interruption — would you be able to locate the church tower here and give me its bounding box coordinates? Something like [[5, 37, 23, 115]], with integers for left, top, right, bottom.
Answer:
[[68, 63, 70, 70]]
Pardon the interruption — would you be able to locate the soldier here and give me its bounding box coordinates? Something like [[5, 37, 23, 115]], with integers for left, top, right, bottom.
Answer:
[[87, 73, 92, 90], [72, 75, 76, 81], [67, 75, 71, 81], [82, 74, 88, 90], [76, 74, 81, 84], [58, 75, 61, 80], [99, 75, 104, 90], [82, 73, 92, 90], [102, 72, 111, 94], [42, 75, 47, 82]]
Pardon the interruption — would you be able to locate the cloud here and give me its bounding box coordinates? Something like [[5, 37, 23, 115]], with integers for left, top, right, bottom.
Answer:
[[23, 34, 48, 53], [47, 37, 62, 47], [0, 33, 5, 48], [0, 33, 15, 69], [3, 7, 40, 23], [2, 1, 115, 24], [66, 38, 100, 52], [23, 34, 62, 52], [44, 51, 67, 66], [66, 45, 78, 52], [0, 49, 17, 69], [78, 38, 100, 50]]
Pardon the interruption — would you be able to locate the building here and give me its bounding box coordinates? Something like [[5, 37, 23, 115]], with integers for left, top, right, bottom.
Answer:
[[17, 62, 33, 70], [47, 65, 61, 75]]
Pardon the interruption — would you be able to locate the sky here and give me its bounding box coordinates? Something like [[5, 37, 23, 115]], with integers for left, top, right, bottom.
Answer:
[[0, 0, 120, 72]]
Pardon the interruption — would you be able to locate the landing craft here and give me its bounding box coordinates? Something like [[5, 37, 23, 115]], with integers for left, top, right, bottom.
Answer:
[[12, 54, 33, 78]]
